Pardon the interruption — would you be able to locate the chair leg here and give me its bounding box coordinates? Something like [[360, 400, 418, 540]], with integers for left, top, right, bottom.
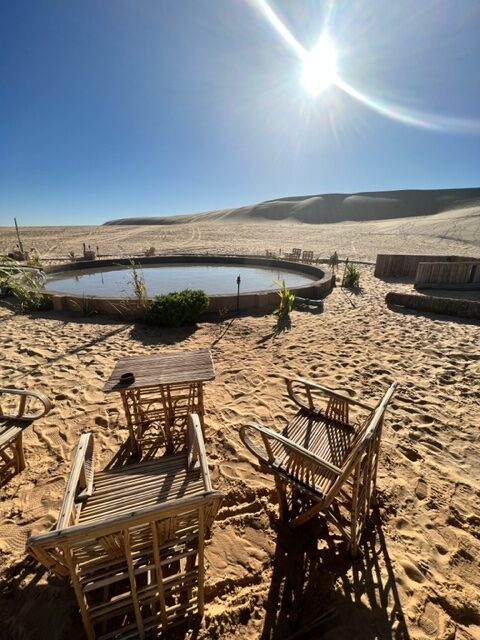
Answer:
[[16, 432, 26, 472], [274, 477, 289, 521], [0, 435, 25, 479]]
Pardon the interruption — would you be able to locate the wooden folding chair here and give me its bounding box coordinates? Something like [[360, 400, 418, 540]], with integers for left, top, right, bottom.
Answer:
[[240, 378, 397, 556], [28, 414, 223, 639]]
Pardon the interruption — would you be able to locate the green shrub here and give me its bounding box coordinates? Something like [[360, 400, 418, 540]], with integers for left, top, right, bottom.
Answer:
[[273, 279, 295, 317], [343, 262, 361, 288], [146, 289, 209, 327]]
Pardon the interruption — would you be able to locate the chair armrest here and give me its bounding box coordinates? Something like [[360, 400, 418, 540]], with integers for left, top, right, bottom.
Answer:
[[285, 377, 373, 412], [56, 433, 95, 530], [187, 413, 212, 491], [239, 422, 342, 476], [0, 387, 53, 420]]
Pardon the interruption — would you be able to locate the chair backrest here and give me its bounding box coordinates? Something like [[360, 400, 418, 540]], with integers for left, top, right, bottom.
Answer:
[[292, 248, 302, 257], [28, 491, 223, 638], [302, 250, 314, 263], [323, 382, 397, 507]]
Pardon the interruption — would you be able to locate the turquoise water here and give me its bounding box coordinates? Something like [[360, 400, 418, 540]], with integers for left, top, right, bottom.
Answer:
[[45, 263, 317, 297]]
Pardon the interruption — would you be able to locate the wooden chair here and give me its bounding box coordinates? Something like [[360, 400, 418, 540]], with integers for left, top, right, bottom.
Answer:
[[287, 248, 302, 261], [240, 378, 397, 556], [301, 250, 314, 264], [28, 414, 223, 640], [0, 387, 53, 484]]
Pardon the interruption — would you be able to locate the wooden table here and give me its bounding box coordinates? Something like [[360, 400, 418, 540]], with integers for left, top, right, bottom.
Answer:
[[104, 349, 215, 456]]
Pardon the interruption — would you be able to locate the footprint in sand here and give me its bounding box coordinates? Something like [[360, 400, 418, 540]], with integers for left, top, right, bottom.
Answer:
[[402, 559, 426, 584], [419, 601, 441, 637]]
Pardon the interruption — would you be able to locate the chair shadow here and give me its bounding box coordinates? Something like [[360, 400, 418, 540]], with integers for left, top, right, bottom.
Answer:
[[261, 510, 410, 640], [0, 555, 201, 640], [103, 437, 183, 470], [0, 556, 84, 640], [103, 437, 137, 469]]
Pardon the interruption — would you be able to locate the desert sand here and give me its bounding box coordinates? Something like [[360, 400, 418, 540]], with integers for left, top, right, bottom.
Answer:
[[1, 210, 480, 639]]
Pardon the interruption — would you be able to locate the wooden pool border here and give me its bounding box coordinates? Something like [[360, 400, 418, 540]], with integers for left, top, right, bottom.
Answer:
[[43, 255, 335, 317]]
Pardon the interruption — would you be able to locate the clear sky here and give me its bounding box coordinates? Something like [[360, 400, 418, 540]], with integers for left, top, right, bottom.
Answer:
[[1, 0, 480, 226]]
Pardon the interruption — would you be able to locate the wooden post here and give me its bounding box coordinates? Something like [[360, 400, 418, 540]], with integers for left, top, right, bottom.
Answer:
[[341, 257, 349, 287], [14, 218, 25, 256]]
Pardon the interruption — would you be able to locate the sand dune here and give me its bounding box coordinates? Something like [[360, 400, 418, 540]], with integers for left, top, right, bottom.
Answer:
[[1, 203, 480, 263], [104, 187, 480, 225]]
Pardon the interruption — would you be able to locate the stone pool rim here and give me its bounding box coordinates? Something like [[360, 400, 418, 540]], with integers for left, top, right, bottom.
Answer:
[[42, 255, 335, 317]]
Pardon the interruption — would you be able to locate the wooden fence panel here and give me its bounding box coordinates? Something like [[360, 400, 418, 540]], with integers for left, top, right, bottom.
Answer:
[[415, 262, 480, 289], [375, 254, 480, 279]]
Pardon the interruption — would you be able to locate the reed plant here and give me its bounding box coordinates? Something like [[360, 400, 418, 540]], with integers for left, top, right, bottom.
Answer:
[[128, 260, 149, 316]]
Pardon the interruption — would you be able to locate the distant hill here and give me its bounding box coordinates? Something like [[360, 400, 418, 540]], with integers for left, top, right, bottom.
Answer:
[[103, 187, 480, 225]]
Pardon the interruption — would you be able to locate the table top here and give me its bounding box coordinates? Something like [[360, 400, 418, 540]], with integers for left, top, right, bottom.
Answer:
[[103, 349, 215, 392]]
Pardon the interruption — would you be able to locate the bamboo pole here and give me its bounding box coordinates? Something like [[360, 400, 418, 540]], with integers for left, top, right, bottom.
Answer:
[[14, 218, 25, 256]]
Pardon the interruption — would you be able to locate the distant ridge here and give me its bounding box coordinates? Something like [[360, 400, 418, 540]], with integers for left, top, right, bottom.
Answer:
[[103, 187, 480, 225]]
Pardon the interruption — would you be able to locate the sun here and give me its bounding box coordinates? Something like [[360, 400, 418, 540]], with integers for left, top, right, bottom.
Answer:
[[301, 36, 337, 96]]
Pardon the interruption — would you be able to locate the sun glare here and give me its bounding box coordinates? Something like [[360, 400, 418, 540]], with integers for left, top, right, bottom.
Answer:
[[301, 37, 337, 96]]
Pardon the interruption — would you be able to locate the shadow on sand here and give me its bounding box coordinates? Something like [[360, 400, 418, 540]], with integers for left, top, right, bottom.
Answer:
[[386, 300, 480, 326], [261, 510, 410, 640], [1, 509, 410, 640]]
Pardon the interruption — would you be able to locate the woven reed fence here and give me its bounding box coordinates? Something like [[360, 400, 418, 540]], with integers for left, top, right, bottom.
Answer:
[[385, 291, 480, 320], [415, 261, 480, 289], [375, 254, 479, 279]]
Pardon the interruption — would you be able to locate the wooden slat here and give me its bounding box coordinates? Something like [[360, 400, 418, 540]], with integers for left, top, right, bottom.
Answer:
[[57, 434, 94, 529], [187, 414, 212, 492], [28, 491, 222, 546]]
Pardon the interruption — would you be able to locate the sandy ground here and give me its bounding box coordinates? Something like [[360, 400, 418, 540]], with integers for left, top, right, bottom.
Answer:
[[1, 220, 480, 640]]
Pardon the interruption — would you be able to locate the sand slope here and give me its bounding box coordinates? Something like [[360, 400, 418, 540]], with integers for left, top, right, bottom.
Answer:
[[103, 187, 480, 225], [1, 222, 480, 639]]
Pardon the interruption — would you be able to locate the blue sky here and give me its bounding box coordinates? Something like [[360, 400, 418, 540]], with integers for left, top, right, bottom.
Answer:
[[1, 0, 479, 225]]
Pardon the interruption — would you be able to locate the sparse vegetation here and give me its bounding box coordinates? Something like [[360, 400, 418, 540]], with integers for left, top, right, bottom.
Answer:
[[146, 289, 209, 327], [26, 248, 42, 267], [128, 260, 149, 316], [342, 262, 361, 288], [70, 294, 98, 317], [7, 270, 52, 312], [0, 257, 20, 295], [273, 279, 295, 318]]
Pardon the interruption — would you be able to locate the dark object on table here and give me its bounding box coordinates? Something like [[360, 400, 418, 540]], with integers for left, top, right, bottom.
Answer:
[[119, 372, 135, 385]]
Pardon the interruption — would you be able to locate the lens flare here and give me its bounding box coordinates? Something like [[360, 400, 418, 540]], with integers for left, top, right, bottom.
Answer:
[[248, 0, 480, 134], [301, 37, 337, 96]]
